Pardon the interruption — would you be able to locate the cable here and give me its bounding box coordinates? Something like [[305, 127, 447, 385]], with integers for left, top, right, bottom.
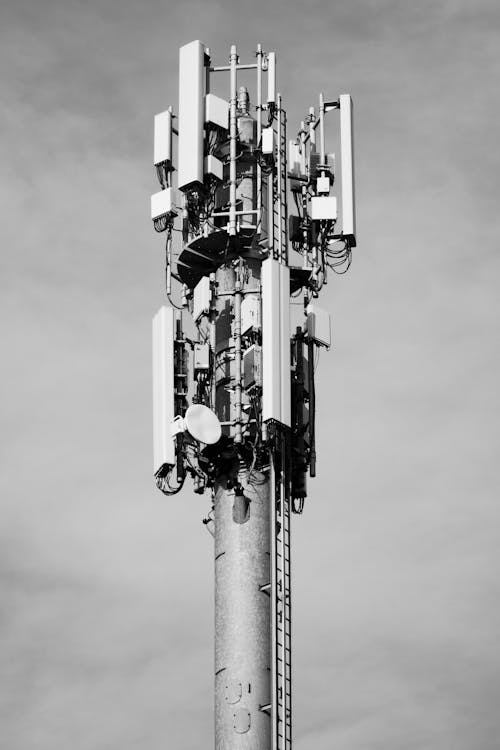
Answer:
[[326, 244, 352, 274], [292, 496, 305, 514], [154, 216, 168, 233], [185, 444, 208, 480], [156, 470, 185, 496]]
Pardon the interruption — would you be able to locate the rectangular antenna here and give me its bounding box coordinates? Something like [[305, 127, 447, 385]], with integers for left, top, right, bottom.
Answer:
[[339, 94, 356, 245], [152, 306, 176, 472], [262, 257, 280, 424], [154, 109, 172, 167], [193, 276, 211, 321], [262, 258, 290, 427], [178, 40, 205, 191], [267, 52, 276, 104], [279, 263, 291, 427]]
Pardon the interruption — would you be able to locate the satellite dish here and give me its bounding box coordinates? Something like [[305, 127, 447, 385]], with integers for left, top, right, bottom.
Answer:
[[184, 404, 222, 445]]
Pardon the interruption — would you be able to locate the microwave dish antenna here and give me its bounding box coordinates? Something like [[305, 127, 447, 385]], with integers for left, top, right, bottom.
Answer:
[[184, 404, 222, 445]]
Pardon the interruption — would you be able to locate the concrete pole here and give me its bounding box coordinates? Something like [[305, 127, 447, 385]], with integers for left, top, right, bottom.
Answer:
[[214, 469, 271, 750], [212, 86, 272, 749]]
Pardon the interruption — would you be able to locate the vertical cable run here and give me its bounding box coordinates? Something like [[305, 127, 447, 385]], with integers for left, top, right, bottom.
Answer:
[[281, 102, 288, 266], [276, 97, 283, 263], [233, 268, 243, 444], [209, 274, 216, 410]]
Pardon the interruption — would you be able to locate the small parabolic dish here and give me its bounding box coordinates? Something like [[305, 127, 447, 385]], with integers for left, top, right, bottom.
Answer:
[[184, 404, 222, 445]]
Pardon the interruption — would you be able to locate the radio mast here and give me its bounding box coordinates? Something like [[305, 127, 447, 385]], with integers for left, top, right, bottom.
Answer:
[[151, 41, 356, 750]]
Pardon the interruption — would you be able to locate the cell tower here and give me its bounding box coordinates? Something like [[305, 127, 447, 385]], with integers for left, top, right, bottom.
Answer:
[[151, 41, 356, 750]]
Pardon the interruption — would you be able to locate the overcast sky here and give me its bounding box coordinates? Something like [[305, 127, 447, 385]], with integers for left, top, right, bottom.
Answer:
[[1, 1, 499, 748]]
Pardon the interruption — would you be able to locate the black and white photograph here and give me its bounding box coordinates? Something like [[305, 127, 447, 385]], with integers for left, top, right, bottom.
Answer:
[[1, 1, 498, 748]]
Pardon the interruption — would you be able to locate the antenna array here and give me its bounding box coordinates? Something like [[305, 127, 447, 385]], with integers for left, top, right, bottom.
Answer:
[[150, 40, 356, 750]]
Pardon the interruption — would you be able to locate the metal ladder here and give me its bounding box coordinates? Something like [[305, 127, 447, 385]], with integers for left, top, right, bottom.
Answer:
[[271, 441, 292, 750], [269, 96, 292, 750], [272, 99, 288, 265]]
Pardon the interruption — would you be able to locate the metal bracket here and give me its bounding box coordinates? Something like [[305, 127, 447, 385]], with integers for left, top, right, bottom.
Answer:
[[259, 582, 271, 596]]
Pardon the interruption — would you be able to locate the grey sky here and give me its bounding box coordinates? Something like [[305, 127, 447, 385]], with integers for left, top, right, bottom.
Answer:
[[1, 0, 499, 748]]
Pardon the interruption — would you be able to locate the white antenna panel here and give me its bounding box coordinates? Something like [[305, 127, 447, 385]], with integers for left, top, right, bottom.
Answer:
[[152, 306, 176, 472], [193, 276, 211, 321], [310, 195, 337, 221], [279, 263, 291, 427], [205, 93, 229, 130], [151, 187, 176, 221], [267, 52, 276, 104], [178, 40, 206, 191], [262, 127, 274, 155], [154, 110, 172, 167], [288, 141, 302, 176], [306, 303, 331, 348], [262, 258, 290, 428], [241, 294, 261, 335], [204, 155, 223, 182], [339, 94, 356, 245]]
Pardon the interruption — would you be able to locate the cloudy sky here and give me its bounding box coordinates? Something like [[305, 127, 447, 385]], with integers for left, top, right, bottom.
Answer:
[[1, 0, 499, 748]]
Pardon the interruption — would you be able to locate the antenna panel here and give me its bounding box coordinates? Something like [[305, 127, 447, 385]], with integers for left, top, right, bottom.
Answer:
[[310, 195, 337, 221], [267, 52, 276, 104], [262, 258, 290, 427], [178, 40, 206, 191], [193, 276, 211, 321], [306, 303, 331, 348], [205, 93, 229, 130], [262, 258, 280, 424], [204, 155, 223, 181], [152, 306, 176, 472], [154, 110, 172, 167], [288, 141, 302, 176], [241, 294, 261, 335], [262, 127, 274, 155], [339, 94, 356, 245], [151, 187, 177, 221], [279, 263, 291, 427]]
